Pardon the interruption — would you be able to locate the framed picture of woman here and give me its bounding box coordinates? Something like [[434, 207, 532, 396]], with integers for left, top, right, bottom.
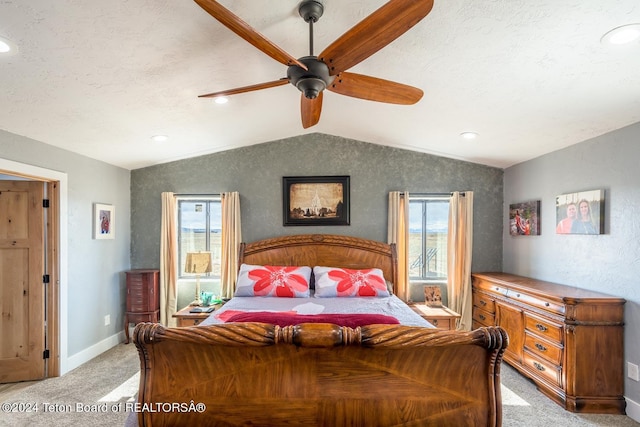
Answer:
[[555, 189, 604, 235]]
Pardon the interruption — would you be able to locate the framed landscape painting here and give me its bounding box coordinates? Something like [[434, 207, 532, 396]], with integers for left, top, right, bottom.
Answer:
[[509, 200, 540, 236], [283, 176, 350, 226], [555, 189, 605, 235]]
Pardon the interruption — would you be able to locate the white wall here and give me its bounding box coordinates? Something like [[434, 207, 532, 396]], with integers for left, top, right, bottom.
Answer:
[[0, 130, 131, 373]]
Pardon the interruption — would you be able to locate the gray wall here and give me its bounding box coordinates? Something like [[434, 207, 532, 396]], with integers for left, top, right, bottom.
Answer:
[[0, 130, 131, 359], [131, 132, 504, 284], [503, 122, 640, 405]]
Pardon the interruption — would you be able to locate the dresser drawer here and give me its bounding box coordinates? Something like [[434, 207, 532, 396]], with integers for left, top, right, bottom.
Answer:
[[473, 292, 495, 314], [524, 313, 563, 344], [473, 307, 495, 327], [127, 290, 156, 312], [524, 332, 563, 365], [472, 277, 509, 298], [177, 318, 204, 327], [523, 350, 562, 388], [507, 290, 565, 316]]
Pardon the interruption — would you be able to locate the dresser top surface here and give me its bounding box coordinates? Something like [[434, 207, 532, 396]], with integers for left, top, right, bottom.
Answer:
[[473, 272, 625, 304]]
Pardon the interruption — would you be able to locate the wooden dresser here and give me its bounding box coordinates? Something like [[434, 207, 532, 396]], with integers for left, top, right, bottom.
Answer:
[[124, 269, 160, 344], [472, 272, 625, 414]]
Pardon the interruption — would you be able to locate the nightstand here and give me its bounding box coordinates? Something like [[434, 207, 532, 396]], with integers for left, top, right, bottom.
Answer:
[[173, 305, 219, 327], [409, 303, 461, 330]]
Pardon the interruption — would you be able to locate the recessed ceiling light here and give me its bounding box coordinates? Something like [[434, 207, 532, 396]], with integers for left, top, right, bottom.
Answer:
[[214, 96, 229, 105], [151, 135, 168, 143], [601, 24, 640, 45], [0, 36, 17, 54], [460, 132, 479, 140]]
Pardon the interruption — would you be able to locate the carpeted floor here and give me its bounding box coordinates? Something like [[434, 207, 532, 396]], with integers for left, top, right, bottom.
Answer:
[[1, 342, 638, 426]]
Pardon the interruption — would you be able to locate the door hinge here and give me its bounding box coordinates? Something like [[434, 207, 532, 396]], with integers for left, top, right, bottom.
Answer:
[[43, 274, 50, 284], [43, 199, 50, 208], [43, 349, 50, 359]]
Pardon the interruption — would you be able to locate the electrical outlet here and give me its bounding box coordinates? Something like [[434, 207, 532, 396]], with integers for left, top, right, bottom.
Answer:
[[629, 362, 640, 382], [104, 315, 110, 326]]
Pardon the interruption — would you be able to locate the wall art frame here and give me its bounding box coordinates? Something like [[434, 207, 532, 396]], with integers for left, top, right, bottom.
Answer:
[[509, 200, 541, 236], [282, 176, 350, 226], [94, 203, 115, 239], [555, 189, 605, 235]]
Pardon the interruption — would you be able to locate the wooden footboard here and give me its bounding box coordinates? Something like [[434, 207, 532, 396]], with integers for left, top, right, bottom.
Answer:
[[133, 322, 508, 427]]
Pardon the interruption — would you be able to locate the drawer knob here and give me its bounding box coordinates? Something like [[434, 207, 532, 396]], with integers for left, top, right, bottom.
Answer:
[[535, 343, 547, 352], [533, 362, 546, 372], [479, 314, 486, 321], [516, 293, 520, 297], [536, 323, 548, 332], [480, 300, 487, 306], [545, 302, 550, 307]]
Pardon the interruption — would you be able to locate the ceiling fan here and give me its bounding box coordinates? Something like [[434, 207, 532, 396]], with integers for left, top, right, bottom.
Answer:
[[194, 0, 434, 128]]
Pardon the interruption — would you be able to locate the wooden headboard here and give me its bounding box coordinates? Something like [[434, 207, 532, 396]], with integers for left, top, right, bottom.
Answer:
[[238, 234, 398, 293]]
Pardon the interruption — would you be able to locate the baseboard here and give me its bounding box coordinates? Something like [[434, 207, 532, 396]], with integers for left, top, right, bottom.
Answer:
[[626, 395, 640, 423], [65, 331, 126, 374]]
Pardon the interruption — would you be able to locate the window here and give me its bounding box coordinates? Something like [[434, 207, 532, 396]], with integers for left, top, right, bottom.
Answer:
[[409, 196, 449, 280], [177, 197, 221, 279]]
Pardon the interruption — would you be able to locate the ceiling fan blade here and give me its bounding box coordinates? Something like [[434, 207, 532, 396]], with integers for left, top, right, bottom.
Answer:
[[327, 72, 423, 104], [301, 92, 323, 129], [194, 0, 307, 70], [198, 78, 289, 98], [319, 0, 434, 75]]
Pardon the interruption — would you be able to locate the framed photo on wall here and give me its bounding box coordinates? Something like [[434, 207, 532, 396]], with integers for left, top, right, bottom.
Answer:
[[509, 200, 541, 236], [283, 176, 350, 226], [94, 203, 115, 239], [555, 189, 605, 235]]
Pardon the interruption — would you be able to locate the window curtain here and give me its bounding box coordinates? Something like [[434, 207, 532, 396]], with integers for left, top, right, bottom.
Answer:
[[387, 191, 410, 301], [220, 192, 242, 299], [446, 191, 474, 331], [159, 192, 178, 327]]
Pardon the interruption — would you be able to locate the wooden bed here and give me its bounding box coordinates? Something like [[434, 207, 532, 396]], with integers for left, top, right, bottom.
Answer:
[[133, 234, 508, 426]]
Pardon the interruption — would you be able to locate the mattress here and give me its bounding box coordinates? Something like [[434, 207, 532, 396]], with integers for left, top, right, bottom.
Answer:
[[200, 293, 433, 327]]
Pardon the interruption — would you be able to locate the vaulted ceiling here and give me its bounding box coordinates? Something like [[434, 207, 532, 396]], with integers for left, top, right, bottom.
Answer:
[[1, 0, 639, 170]]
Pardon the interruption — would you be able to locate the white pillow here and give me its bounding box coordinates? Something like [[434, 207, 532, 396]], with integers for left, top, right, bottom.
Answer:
[[313, 266, 391, 298], [234, 264, 311, 297]]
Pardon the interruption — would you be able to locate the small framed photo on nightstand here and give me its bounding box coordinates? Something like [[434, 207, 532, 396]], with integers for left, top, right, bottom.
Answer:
[[424, 286, 443, 307]]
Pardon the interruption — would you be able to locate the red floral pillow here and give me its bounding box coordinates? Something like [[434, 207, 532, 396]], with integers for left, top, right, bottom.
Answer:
[[313, 266, 390, 297], [234, 264, 311, 297]]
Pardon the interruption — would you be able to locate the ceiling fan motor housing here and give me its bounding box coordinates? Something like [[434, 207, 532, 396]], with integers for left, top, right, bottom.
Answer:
[[287, 56, 335, 99]]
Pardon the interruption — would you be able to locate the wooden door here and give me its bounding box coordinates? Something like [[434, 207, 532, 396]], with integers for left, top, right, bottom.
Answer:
[[0, 181, 45, 382], [495, 301, 524, 365]]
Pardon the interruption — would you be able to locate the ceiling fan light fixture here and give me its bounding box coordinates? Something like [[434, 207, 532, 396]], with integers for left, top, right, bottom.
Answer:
[[214, 96, 229, 104], [296, 77, 326, 99], [601, 24, 640, 45], [460, 132, 479, 140]]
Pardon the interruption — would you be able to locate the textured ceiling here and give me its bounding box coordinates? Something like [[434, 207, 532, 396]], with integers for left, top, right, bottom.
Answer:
[[1, 0, 639, 170]]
